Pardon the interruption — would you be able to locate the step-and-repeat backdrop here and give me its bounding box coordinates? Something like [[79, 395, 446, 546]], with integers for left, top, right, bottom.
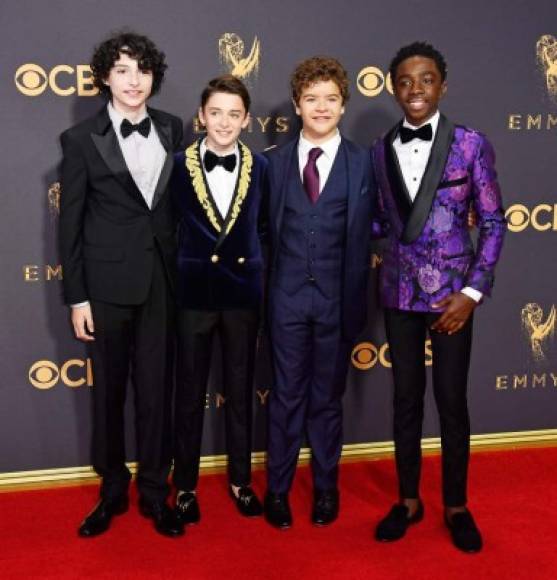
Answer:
[[1, 0, 556, 474]]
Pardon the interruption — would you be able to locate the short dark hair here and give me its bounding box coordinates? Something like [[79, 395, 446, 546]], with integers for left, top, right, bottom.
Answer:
[[90, 31, 167, 97], [290, 56, 350, 105], [200, 74, 251, 112], [389, 41, 448, 82]]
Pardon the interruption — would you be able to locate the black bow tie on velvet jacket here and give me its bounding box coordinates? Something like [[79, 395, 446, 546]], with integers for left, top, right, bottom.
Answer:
[[203, 149, 237, 172], [399, 123, 433, 144], [120, 117, 151, 138]]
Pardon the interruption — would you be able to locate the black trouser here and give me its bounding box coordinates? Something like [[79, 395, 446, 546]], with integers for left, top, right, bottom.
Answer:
[[173, 308, 259, 491], [385, 308, 473, 507], [89, 251, 174, 503]]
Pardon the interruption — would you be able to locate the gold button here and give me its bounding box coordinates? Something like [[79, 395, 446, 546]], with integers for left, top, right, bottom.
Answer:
[[237, 257, 245, 264], [210, 254, 219, 263]]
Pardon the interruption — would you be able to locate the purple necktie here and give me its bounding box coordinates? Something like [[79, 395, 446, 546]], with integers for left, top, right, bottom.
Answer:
[[303, 147, 323, 204]]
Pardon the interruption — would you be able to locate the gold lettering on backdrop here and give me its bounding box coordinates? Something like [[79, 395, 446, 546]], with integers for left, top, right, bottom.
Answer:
[[276, 117, 289, 132], [49, 65, 75, 96], [256, 389, 270, 405], [351, 340, 432, 370], [46, 265, 63, 281], [551, 373, 557, 387], [513, 375, 528, 389], [76, 65, 98, 96], [521, 303, 556, 360], [527, 114, 542, 130], [14, 63, 48, 96], [508, 114, 521, 130], [548, 114, 557, 129], [532, 374, 547, 388], [531, 204, 553, 231], [24, 265, 39, 281], [496, 376, 508, 390], [256, 117, 271, 132]]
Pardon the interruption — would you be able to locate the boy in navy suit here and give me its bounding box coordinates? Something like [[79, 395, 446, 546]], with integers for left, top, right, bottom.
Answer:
[[171, 75, 267, 523], [263, 57, 376, 528]]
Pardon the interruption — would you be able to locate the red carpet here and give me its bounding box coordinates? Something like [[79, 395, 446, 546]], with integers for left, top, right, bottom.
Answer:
[[1, 447, 556, 579]]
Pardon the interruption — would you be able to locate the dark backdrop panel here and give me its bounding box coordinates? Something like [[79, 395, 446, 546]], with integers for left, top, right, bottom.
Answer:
[[1, 0, 555, 473]]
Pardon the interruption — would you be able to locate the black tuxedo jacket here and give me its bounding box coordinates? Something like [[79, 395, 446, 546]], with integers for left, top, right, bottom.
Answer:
[[59, 106, 183, 305]]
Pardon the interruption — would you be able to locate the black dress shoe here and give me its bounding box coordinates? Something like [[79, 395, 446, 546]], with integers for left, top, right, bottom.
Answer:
[[375, 500, 424, 541], [176, 491, 201, 525], [445, 509, 483, 553], [312, 489, 339, 526], [264, 492, 292, 529], [230, 486, 263, 517], [139, 498, 184, 537], [78, 496, 129, 537]]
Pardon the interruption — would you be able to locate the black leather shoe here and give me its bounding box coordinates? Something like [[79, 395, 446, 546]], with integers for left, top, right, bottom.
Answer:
[[78, 496, 129, 537], [175, 491, 201, 525], [312, 489, 339, 526], [445, 509, 483, 553], [139, 498, 184, 537], [264, 492, 292, 529], [375, 500, 424, 541], [230, 486, 263, 517]]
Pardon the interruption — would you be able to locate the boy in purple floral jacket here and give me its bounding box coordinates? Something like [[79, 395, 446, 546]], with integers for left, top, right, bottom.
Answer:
[[371, 42, 506, 553]]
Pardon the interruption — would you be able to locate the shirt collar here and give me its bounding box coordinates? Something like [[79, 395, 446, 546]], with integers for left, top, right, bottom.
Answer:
[[402, 110, 440, 139], [107, 102, 149, 130], [298, 129, 341, 160], [200, 138, 239, 159]]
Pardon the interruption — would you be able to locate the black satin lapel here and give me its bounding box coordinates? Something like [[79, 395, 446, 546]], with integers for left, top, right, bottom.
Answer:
[[402, 115, 455, 244], [151, 113, 172, 151], [151, 150, 173, 209], [91, 129, 148, 208], [385, 124, 413, 224], [215, 149, 245, 249]]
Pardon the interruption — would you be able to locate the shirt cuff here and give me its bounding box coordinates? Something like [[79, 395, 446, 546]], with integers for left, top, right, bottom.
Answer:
[[460, 287, 482, 303], [71, 301, 90, 308]]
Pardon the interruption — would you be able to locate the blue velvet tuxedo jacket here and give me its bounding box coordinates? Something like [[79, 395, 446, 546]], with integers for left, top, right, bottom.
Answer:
[[171, 140, 267, 310]]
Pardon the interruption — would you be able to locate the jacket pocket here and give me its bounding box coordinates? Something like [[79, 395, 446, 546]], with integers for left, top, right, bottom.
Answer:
[[438, 176, 468, 189]]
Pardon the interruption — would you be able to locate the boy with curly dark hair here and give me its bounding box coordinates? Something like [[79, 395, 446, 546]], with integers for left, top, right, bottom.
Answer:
[[263, 56, 377, 529], [59, 31, 184, 538]]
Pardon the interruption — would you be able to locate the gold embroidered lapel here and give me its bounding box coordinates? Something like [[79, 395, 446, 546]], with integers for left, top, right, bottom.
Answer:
[[185, 141, 221, 232], [224, 141, 252, 236]]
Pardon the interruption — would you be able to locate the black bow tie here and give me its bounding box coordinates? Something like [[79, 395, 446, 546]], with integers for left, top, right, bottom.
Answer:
[[399, 123, 433, 144], [203, 149, 237, 172], [120, 117, 151, 139]]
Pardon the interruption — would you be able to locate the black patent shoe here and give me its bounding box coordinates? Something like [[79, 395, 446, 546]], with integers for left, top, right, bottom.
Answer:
[[231, 486, 263, 517], [264, 492, 292, 529], [139, 498, 185, 537], [176, 491, 201, 525], [375, 500, 424, 541], [312, 489, 339, 526], [445, 509, 483, 553], [78, 496, 129, 538]]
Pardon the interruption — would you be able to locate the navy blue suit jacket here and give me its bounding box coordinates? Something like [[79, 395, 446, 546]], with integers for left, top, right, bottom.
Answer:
[[171, 140, 267, 310], [264, 136, 377, 340]]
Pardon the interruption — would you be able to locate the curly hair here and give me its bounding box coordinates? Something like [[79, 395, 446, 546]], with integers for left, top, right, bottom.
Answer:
[[389, 41, 448, 83], [290, 56, 350, 105], [200, 74, 251, 113], [90, 31, 167, 97]]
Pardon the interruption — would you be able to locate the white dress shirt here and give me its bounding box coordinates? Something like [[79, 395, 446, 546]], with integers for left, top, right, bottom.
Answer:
[[200, 139, 239, 219], [393, 110, 482, 303], [107, 102, 166, 209], [298, 130, 341, 194]]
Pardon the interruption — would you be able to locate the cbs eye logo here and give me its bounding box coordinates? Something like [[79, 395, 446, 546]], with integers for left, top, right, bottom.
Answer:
[[506, 203, 557, 232], [29, 359, 93, 389], [357, 66, 393, 98], [15, 64, 98, 97], [351, 341, 432, 370]]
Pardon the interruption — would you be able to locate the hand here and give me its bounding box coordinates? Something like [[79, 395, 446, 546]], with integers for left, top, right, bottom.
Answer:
[[431, 293, 476, 335], [467, 207, 477, 229], [71, 304, 95, 341]]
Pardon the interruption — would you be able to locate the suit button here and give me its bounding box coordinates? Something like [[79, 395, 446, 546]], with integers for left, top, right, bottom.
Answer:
[[211, 254, 219, 263], [237, 257, 245, 264]]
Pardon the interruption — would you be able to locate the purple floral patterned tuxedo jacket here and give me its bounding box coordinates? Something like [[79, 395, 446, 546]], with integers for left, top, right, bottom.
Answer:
[[371, 114, 506, 312]]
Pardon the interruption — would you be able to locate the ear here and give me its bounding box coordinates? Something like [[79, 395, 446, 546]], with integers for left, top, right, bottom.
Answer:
[[241, 112, 251, 130], [440, 81, 448, 98], [198, 106, 206, 126], [292, 98, 301, 116]]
